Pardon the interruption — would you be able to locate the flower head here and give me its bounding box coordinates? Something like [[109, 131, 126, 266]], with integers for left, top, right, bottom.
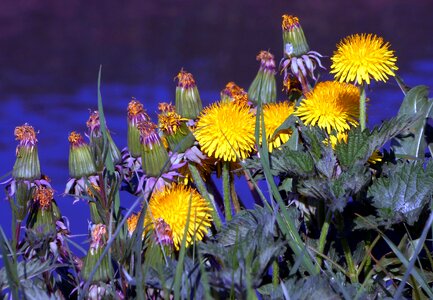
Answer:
[[221, 82, 249, 106], [126, 213, 140, 236], [138, 120, 171, 177], [145, 184, 213, 250], [127, 98, 150, 157], [195, 101, 255, 162], [127, 98, 150, 125], [33, 185, 54, 210], [15, 124, 38, 150], [248, 51, 277, 104], [262, 102, 295, 152], [175, 69, 203, 119], [68, 131, 96, 178], [280, 15, 324, 94], [330, 33, 398, 85], [87, 110, 121, 164], [295, 81, 360, 133], [158, 104, 195, 153], [281, 15, 309, 56], [13, 124, 41, 180]]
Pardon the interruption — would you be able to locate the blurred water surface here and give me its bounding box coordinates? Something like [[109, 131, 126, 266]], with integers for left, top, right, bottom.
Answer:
[[1, 0, 433, 242]]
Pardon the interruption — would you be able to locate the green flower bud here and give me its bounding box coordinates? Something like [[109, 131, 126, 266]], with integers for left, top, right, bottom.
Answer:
[[175, 70, 202, 119], [12, 124, 41, 180], [81, 224, 113, 283], [127, 99, 150, 158], [248, 51, 277, 105], [158, 103, 195, 153], [68, 132, 96, 178]]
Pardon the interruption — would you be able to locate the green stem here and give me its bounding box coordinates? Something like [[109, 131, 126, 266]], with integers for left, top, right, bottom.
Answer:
[[316, 209, 332, 270], [229, 173, 241, 213], [272, 260, 279, 287], [342, 238, 357, 283], [188, 163, 222, 230], [336, 212, 358, 283], [359, 84, 367, 131], [222, 161, 232, 222]]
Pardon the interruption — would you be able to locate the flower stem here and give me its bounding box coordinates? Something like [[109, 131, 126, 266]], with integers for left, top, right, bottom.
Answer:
[[359, 84, 367, 130], [188, 163, 222, 230], [229, 173, 241, 213], [316, 209, 332, 270], [222, 161, 232, 222], [272, 260, 279, 287], [336, 212, 358, 283]]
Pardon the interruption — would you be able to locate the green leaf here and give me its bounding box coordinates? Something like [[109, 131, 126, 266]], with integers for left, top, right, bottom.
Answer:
[[391, 85, 432, 159], [260, 276, 340, 300], [370, 114, 419, 155], [335, 127, 370, 169], [367, 161, 433, 225], [270, 148, 315, 178]]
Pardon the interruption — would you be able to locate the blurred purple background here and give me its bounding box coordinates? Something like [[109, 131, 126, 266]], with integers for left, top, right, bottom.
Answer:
[[1, 0, 433, 243]]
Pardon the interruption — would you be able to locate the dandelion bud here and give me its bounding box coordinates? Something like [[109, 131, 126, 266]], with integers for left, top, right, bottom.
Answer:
[[282, 14, 309, 57], [248, 51, 277, 104], [86, 110, 121, 165], [158, 103, 195, 153], [175, 70, 203, 119], [126, 213, 140, 237], [81, 224, 113, 283], [220, 82, 249, 106], [138, 120, 170, 177], [68, 132, 96, 178], [12, 124, 41, 180], [127, 99, 150, 157], [27, 185, 56, 237]]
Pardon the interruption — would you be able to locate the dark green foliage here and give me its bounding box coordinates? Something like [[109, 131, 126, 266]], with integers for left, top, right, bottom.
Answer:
[[391, 85, 433, 159], [199, 207, 285, 298], [367, 160, 433, 225]]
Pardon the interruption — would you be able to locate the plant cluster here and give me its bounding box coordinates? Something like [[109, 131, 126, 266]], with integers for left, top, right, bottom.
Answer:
[[1, 14, 433, 300]]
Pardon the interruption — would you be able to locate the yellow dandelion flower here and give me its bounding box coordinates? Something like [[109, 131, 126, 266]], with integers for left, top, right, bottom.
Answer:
[[126, 213, 140, 236], [295, 81, 360, 133], [145, 184, 213, 250], [195, 101, 255, 162], [324, 131, 349, 149], [330, 33, 398, 85], [261, 101, 295, 152], [368, 150, 382, 165]]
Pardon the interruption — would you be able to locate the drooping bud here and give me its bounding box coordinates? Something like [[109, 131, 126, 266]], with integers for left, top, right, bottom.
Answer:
[[86, 110, 122, 165], [127, 99, 150, 157], [158, 103, 195, 153], [68, 132, 97, 178], [248, 51, 277, 104], [81, 224, 113, 283], [175, 70, 203, 119], [138, 120, 170, 177], [12, 124, 41, 180]]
